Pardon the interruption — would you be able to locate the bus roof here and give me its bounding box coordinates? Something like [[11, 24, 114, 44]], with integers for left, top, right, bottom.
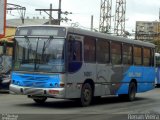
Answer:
[[16, 25, 155, 48], [67, 27, 155, 48]]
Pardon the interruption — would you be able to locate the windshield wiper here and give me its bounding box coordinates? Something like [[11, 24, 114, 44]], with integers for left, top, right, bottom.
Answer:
[[24, 36, 32, 50], [24, 36, 32, 63], [41, 36, 54, 62], [34, 37, 40, 70]]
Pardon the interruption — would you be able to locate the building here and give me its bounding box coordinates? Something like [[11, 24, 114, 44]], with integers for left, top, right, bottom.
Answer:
[[135, 21, 160, 42], [0, 17, 51, 42], [0, 26, 16, 42]]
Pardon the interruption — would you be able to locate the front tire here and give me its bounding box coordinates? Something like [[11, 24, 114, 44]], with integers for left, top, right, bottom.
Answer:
[[80, 83, 93, 107]]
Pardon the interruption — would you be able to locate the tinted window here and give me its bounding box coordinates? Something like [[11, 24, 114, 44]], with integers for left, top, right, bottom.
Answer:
[[143, 48, 151, 66], [97, 39, 109, 63], [111, 42, 122, 64], [123, 44, 132, 65], [84, 37, 96, 62], [134, 46, 142, 65], [68, 40, 82, 62], [151, 49, 155, 66], [68, 39, 82, 73]]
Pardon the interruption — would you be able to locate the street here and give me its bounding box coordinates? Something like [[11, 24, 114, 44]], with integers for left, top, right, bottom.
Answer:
[[0, 88, 160, 120]]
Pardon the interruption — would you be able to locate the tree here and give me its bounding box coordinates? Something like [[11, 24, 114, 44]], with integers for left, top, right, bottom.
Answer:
[[153, 40, 160, 52]]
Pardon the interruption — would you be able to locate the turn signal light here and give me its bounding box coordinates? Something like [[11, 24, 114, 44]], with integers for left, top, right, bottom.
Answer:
[[60, 82, 65, 88]]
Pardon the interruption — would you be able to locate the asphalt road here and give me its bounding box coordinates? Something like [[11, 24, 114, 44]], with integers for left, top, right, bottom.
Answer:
[[1, 88, 160, 120]]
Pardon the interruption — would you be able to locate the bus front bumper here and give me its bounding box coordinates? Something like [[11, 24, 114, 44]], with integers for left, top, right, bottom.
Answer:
[[9, 84, 65, 98]]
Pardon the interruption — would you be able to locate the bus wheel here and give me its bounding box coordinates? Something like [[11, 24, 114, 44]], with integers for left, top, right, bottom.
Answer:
[[128, 82, 136, 101], [119, 82, 136, 101], [33, 97, 47, 104], [80, 83, 93, 107]]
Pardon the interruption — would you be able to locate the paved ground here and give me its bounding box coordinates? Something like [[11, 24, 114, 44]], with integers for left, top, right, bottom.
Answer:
[[0, 88, 160, 120]]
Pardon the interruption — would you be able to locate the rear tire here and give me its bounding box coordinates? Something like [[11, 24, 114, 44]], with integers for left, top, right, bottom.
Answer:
[[119, 82, 136, 101], [80, 83, 93, 107], [128, 82, 136, 101], [33, 97, 47, 104]]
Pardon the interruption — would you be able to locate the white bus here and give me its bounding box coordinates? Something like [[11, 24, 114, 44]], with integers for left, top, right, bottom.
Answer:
[[10, 25, 155, 106]]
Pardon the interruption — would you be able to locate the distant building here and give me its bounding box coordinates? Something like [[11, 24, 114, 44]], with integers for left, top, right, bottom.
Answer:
[[135, 21, 160, 42], [6, 17, 50, 27], [0, 17, 58, 42]]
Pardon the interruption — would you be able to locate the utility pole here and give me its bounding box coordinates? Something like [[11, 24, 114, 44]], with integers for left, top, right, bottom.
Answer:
[[159, 8, 160, 22], [58, 0, 61, 25], [36, 3, 59, 25], [158, 8, 160, 41], [91, 15, 94, 31], [49, 4, 52, 24], [49, 4, 52, 25], [36, 0, 71, 25]]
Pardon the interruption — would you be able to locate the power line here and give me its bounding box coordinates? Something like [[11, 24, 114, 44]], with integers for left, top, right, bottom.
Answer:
[[7, 3, 26, 24], [35, 0, 72, 25]]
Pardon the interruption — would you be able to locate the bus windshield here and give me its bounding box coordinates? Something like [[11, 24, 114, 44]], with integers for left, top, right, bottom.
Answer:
[[13, 37, 65, 73]]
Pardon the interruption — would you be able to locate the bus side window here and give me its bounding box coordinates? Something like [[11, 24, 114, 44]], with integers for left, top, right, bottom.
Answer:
[[68, 40, 82, 62], [151, 49, 155, 66], [68, 39, 82, 72], [134, 46, 142, 65], [143, 47, 151, 66], [111, 42, 122, 65], [96, 39, 109, 63], [84, 36, 96, 63], [123, 44, 132, 65]]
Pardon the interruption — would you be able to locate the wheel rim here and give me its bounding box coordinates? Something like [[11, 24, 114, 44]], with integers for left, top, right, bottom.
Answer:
[[130, 83, 136, 100], [131, 87, 135, 99], [83, 88, 91, 102], [81, 83, 92, 106]]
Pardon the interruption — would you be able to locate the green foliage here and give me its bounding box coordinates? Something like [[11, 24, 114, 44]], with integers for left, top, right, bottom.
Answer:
[[153, 40, 160, 52]]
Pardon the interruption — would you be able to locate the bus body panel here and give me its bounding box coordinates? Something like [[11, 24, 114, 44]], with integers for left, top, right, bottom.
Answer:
[[11, 72, 62, 88], [10, 72, 67, 98], [155, 67, 160, 86], [10, 84, 65, 98], [155, 53, 160, 86], [10, 65, 155, 98], [96, 63, 114, 95], [117, 66, 155, 94]]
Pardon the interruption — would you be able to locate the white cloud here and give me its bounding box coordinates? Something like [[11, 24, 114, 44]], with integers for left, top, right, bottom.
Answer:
[[7, 0, 160, 32]]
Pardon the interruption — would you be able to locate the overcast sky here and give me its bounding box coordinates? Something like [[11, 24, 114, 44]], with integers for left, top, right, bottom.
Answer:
[[7, 0, 160, 33]]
